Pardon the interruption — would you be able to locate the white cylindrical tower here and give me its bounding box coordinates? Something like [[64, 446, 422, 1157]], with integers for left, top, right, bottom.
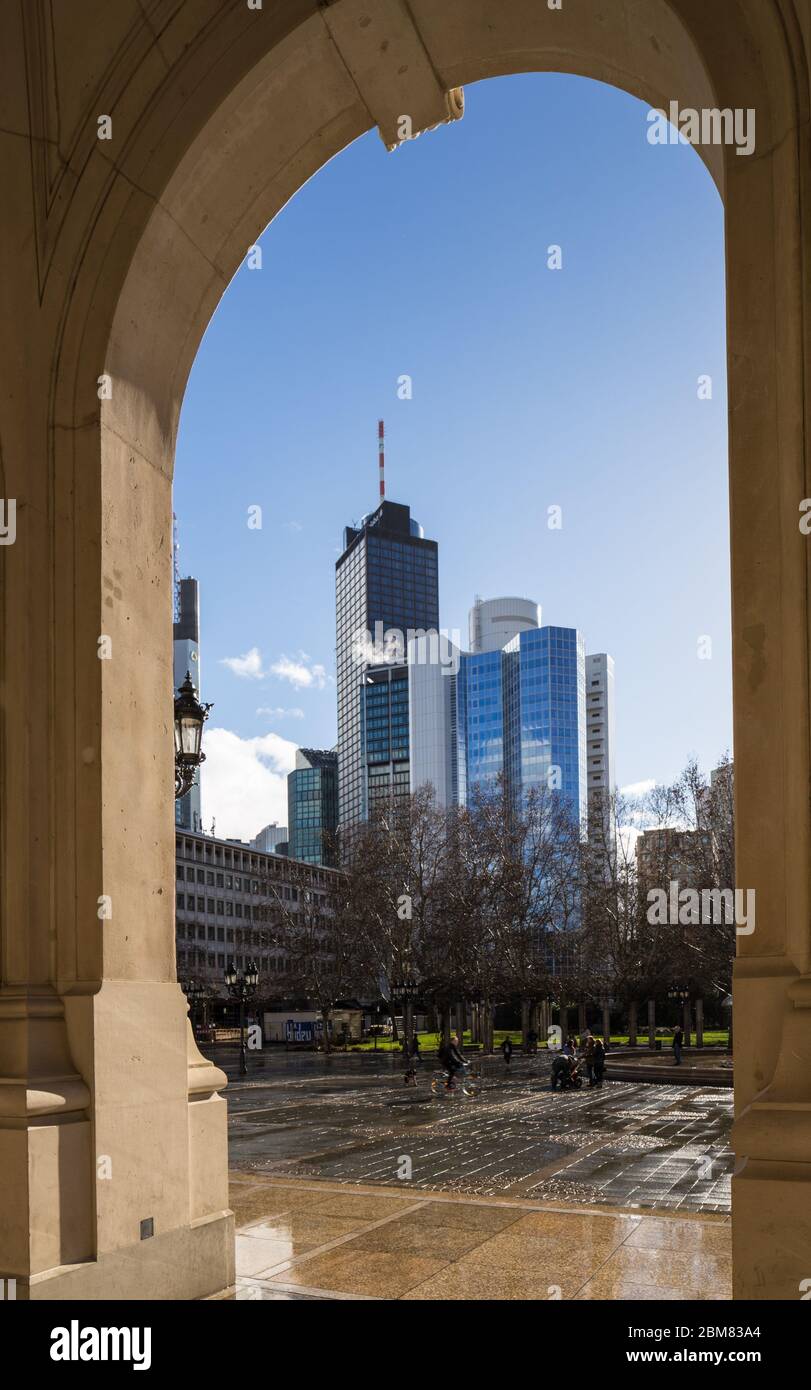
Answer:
[[468, 596, 541, 652]]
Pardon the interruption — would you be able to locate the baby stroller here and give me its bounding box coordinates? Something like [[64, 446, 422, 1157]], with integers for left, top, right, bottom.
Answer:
[[550, 1054, 584, 1090]]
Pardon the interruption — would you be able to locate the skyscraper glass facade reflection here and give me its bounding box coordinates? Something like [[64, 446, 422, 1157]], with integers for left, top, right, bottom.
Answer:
[[452, 622, 587, 833], [510, 626, 587, 830], [336, 500, 439, 827], [287, 749, 338, 866]]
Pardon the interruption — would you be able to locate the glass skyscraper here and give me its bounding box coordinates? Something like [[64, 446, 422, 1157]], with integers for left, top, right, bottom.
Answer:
[[336, 500, 439, 828], [287, 748, 338, 866], [445, 614, 587, 834]]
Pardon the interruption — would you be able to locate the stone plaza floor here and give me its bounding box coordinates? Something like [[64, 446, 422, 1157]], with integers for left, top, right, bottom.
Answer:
[[219, 1049, 733, 1213], [223, 1175, 732, 1301]]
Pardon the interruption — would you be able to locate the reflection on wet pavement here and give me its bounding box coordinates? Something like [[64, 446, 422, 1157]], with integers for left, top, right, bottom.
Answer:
[[216, 1049, 732, 1213], [224, 1174, 732, 1302]]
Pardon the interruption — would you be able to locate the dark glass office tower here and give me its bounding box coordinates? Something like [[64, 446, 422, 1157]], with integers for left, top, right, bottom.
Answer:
[[288, 748, 338, 866], [336, 500, 439, 828]]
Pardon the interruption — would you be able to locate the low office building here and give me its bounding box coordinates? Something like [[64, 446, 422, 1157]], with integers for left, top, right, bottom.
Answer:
[[175, 828, 341, 1011]]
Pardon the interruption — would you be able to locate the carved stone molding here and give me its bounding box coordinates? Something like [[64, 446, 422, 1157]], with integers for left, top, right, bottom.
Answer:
[[320, 0, 463, 149]]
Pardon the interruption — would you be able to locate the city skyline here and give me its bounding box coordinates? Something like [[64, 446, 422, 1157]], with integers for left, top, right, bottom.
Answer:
[[174, 72, 731, 841]]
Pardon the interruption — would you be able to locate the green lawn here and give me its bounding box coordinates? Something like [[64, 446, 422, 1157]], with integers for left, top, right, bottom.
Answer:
[[350, 1028, 730, 1052]]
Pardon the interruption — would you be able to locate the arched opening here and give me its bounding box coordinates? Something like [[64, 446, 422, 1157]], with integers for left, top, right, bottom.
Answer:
[[5, 0, 808, 1303]]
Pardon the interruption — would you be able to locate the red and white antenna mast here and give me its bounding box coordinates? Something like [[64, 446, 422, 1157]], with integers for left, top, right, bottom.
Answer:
[[378, 419, 385, 501]]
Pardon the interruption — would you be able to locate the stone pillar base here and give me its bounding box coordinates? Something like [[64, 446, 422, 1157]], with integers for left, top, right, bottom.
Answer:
[[732, 1161, 811, 1299], [12, 1210, 234, 1301]]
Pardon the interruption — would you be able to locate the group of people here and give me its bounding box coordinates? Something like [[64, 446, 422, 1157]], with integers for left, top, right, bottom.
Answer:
[[550, 1031, 608, 1090], [402, 1021, 686, 1090]]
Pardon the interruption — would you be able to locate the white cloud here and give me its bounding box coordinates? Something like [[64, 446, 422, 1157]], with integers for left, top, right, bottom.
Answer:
[[271, 652, 328, 690], [284, 520, 303, 533], [220, 646, 266, 680], [256, 706, 305, 720], [200, 727, 297, 841], [620, 778, 656, 799]]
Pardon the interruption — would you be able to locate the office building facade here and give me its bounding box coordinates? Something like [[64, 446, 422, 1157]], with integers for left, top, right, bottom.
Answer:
[[175, 829, 340, 1006], [585, 653, 616, 842], [335, 499, 439, 827], [252, 822, 288, 854], [287, 748, 339, 865], [410, 596, 590, 836]]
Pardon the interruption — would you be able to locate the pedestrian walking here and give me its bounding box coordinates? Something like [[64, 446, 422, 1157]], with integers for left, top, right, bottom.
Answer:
[[411, 1033, 422, 1067], [502, 1036, 513, 1066], [583, 1033, 596, 1087], [526, 1028, 538, 1055], [672, 1023, 684, 1066], [592, 1033, 606, 1088]]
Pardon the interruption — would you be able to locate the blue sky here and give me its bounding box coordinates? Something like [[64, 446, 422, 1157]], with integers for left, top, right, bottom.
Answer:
[[174, 73, 730, 840]]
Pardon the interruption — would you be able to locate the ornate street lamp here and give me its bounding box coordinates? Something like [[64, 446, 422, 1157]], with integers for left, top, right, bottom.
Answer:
[[223, 958, 260, 1075], [174, 671, 212, 800]]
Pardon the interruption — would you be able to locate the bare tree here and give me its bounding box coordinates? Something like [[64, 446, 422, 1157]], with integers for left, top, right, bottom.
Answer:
[[258, 856, 367, 1052]]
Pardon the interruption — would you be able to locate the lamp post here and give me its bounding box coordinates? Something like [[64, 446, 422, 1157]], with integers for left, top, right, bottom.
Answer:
[[224, 959, 260, 1075], [392, 976, 418, 1050], [668, 982, 691, 1045], [174, 670, 212, 800]]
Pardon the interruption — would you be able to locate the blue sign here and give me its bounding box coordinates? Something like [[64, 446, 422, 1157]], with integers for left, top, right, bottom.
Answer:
[[285, 1020, 314, 1042], [284, 1019, 328, 1043]]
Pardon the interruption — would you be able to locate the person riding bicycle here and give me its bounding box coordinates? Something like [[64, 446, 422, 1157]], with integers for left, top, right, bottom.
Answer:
[[438, 1033, 466, 1090]]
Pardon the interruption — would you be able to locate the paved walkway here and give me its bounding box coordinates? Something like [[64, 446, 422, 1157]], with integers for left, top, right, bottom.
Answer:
[[221, 1051, 733, 1213], [222, 1173, 732, 1301]]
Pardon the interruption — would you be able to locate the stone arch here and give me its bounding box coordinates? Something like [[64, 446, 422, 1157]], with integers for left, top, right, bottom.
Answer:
[[3, 0, 810, 1299]]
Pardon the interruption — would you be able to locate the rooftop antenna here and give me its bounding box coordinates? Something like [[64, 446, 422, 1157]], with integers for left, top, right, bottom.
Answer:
[[378, 419, 385, 501], [172, 512, 181, 622]]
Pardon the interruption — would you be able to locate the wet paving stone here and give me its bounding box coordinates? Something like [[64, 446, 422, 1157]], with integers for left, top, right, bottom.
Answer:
[[213, 1049, 733, 1214]]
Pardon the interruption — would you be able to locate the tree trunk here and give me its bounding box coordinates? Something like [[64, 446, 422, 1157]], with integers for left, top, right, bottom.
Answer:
[[389, 998, 399, 1043], [578, 1000, 587, 1037], [695, 996, 704, 1049], [628, 1000, 638, 1048], [559, 1003, 568, 1045], [521, 997, 531, 1051], [457, 999, 466, 1043], [321, 1008, 332, 1054], [483, 1000, 495, 1054], [682, 998, 691, 1047], [404, 998, 414, 1053], [602, 1001, 611, 1046], [441, 1006, 451, 1049], [647, 997, 656, 1049]]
